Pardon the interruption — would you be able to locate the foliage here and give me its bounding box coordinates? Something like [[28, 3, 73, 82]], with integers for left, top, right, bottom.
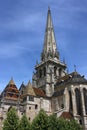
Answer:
[[3, 107, 19, 130], [48, 114, 59, 130], [3, 107, 82, 130], [68, 119, 82, 130], [57, 118, 82, 130], [31, 109, 48, 130], [18, 114, 30, 130]]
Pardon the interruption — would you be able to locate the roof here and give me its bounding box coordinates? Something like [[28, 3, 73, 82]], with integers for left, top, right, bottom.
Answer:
[[21, 81, 46, 97], [0, 78, 19, 100], [60, 111, 73, 119], [8, 78, 15, 85], [33, 87, 46, 97], [19, 82, 26, 91], [56, 71, 87, 86], [53, 89, 64, 97], [25, 81, 36, 96]]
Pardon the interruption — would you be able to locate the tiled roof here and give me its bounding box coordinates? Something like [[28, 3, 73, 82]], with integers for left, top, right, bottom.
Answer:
[[20, 81, 46, 98], [60, 111, 73, 119], [4, 96, 18, 100], [1, 78, 19, 100], [24, 81, 36, 96], [8, 78, 15, 85], [33, 87, 46, 97], [56, 71, 87, 86]]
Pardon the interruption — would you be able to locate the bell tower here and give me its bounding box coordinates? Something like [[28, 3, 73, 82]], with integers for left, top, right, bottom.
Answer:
[[32, 8, 67, 97]]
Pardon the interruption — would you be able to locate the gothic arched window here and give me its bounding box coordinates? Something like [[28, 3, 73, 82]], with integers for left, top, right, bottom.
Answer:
[[69, 91, 73, 111], [75, 88, 82, 115], [83, 88, 87, 114]]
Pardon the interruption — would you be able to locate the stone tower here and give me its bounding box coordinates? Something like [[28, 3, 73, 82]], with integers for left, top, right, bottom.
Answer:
[[32, 8, 66, 97]]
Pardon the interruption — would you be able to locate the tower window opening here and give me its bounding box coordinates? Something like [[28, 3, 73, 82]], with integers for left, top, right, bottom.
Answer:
[[59, 68, 62, 77], [43, 67, 46, 76], [54, 66, 57, 76], [39, 69, 42, 78]]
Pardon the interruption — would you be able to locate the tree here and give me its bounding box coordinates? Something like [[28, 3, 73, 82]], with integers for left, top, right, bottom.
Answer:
[[48, 114, 59, 130], [19, 114, 30, 130], [69, 119, 82, 130], [3, 107, 19, 130], [31, 109, 48, 130], [57, 118, 82, 130]]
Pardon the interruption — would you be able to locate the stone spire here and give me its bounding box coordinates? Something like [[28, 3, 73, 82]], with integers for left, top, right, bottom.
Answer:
[[41, 7, 59, 61]]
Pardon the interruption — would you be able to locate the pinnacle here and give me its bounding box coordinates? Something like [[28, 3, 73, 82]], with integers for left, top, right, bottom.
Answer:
[[8, 77, 15, 85]]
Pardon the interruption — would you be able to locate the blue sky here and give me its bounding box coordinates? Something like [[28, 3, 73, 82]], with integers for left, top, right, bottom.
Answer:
[[0, 0, 87, 91]]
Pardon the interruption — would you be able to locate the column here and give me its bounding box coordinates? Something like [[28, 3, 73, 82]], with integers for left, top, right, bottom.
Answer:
[[80, 86, 86, 130], [71, 86, 77, 116], [80, 86, 86, 115]]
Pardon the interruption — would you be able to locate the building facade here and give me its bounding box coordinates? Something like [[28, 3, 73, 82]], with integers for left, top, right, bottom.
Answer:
[[0, 8, 87, 130]]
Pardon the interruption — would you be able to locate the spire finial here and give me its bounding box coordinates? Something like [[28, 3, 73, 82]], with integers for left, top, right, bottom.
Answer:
[[11, 76, 13, 80], [48, 6, 50, 11], [9, 77, 15, 85], [36, 60, 38, 65], [67, 67, 69, 74], [74, 64, 76, 72], [22, 81, 24, 84]]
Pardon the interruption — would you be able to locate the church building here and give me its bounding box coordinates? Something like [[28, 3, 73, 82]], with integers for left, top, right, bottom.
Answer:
[[0, 8, 87, 130]]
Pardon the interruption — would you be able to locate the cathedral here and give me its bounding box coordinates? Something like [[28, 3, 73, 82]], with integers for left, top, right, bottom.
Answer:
[[0, 8, 87, 130]]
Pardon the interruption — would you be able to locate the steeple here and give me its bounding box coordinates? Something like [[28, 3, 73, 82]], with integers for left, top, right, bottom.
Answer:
[[41, 7, 59, 61], [32, 8, 67, 97]]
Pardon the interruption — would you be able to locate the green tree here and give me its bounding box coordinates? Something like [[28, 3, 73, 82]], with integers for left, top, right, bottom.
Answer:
[[48, 114, 59, 130], [69, 119, 82, 130], [19, 114, 30, 130], [57, 118, 82, 130], [3, 107, 19, 130], [31, 109, 48, 130]]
